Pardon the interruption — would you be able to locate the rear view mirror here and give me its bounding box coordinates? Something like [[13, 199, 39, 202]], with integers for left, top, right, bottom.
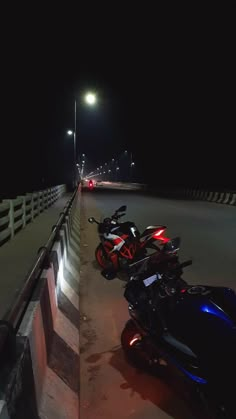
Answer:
[[118, 205, 127, 212], [101, 269, 117, 280], [88, 217, 95, 223]]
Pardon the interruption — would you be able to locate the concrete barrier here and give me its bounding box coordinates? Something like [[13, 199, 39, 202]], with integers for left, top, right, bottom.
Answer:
[[229, 193, 236, 205], [223, 192, 231, 204], [149, 186, 236, 207], [0, 188, 80, 419]]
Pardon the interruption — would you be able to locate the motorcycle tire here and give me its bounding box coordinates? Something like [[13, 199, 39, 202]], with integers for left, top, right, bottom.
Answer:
[[121, 320, 143, 363], [121, 320, 159, 371], [95, 244, 112, 269]]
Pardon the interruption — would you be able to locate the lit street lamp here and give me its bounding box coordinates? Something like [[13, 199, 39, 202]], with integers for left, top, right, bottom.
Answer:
[[68, 91, 97, 188], [84, 92, 97, 106], [130, 160, 135, 181], [116, 166, 120, 181]]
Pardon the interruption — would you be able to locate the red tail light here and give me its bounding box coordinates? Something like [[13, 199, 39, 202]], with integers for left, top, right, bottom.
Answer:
[[153, 228, 165, 238], [158, 236, 170, 243], [153, 228, 170, 244], [88, 180, 94, 189]]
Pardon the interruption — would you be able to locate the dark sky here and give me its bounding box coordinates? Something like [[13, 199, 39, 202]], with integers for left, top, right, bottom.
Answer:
[[1, 14, 235, 197]]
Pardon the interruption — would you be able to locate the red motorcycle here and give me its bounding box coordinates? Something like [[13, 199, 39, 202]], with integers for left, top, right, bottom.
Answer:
[[88, 205, 170, 272]]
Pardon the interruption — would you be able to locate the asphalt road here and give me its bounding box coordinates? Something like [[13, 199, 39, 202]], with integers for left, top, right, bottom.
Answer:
[[80, 188, 236, 419]]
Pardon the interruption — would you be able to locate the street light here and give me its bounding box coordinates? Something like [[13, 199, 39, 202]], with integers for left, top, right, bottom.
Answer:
[[69, 91, 97, 188], [84, 92, 97, 106], [130, 160, 135, 181], [116, 166, 120, 181], [67, 129, 77, 186]]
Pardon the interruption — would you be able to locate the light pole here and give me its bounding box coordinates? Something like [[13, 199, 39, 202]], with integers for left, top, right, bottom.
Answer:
[[130, 161, 135, 181], [67, 91, 97, 188], [116, 166, 119, 181], [67, 129, 76, 186]]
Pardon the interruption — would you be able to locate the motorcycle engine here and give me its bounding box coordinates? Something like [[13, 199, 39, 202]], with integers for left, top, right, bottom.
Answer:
[[119, 257, 129, 270]]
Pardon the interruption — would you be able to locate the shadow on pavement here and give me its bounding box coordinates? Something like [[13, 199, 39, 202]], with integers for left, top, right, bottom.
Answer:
[[92, 260, 100, 270], [85, 346, 210, 419]]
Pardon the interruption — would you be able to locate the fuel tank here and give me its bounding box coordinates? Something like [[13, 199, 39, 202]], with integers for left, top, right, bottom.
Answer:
[[165, 286, 236, 380]]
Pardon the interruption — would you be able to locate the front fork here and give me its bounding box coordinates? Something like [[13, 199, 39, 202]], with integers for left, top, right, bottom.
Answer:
[[128, 305, 163, 366]]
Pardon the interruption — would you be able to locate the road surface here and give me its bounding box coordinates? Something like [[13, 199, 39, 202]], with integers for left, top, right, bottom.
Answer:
[[80, 188, 236, 419]]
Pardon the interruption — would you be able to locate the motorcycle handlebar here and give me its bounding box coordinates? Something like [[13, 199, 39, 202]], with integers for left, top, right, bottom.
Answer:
[[118, 213, 126, 218], [112, 212, 126, 220], [165, 259, 192, 276], [180, 260, 192, 269]]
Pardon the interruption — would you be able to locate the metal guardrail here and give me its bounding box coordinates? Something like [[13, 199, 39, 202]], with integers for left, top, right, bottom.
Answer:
[[0, 185, 66, 247], [0, 188, 77, 369]]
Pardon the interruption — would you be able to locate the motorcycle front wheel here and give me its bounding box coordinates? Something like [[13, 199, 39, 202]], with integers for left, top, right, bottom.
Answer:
[[95, 244, 112, 269], [121, 320, 160, 371]]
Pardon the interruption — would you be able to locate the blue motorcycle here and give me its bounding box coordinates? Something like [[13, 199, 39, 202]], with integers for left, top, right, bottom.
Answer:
[[102, 237, 236, 418]]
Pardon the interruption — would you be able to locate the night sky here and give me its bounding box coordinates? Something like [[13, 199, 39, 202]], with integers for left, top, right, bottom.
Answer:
[[1, 16, 235, 198]]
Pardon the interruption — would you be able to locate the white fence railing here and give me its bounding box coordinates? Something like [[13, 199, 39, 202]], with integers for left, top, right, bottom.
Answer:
[[0, 185, 66, 246]]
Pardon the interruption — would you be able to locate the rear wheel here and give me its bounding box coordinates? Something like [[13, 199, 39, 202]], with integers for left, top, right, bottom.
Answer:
[[95, 244, 112, 269]]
